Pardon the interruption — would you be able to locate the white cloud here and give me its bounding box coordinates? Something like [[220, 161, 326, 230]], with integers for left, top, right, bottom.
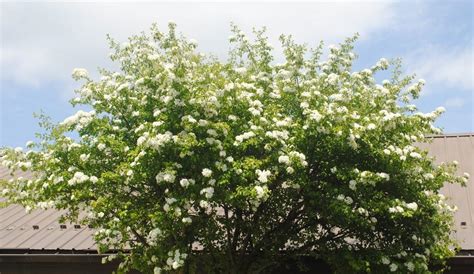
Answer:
[[444, 97, 467, 109], [1, 2, 395, 91], [405, 45, 473, 93]]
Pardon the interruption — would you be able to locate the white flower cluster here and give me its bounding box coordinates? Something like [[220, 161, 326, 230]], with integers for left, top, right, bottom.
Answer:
[[288, 151, 308, 166], [254, 185, 268, 199], [165, 250, 187, 270], [67, 171, 95, 185], [201, 168, 213, 178], [60, 110, 95, 130], [200, 187, 214, 199], [146, 228, 162, 245], [256, 169, 271, 183], [155, 171, 176, 183], [72, 68, 89, 80], [389, 201, 418, 214], [137, 131, 174, 150], [179, 178, 194, 188], [265, 130, 289, 141], [234, 131, 256, 145], [278, 155, 290, 165], [163, 198, 182, 217], [337, 194, 354, 205]]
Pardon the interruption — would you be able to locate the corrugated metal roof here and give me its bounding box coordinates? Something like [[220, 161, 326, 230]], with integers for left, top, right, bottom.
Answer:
[[0, 168, 96, 251], [0, 133, 473, 251]]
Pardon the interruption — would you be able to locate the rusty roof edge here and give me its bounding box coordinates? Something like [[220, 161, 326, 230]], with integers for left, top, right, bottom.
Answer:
[[426, 132, 474, 138]]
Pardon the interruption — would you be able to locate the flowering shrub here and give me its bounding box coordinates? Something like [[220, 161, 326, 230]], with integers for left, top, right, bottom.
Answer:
[[0, 23, 469, 273]]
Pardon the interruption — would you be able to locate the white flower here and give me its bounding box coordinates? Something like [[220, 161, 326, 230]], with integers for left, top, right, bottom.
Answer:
[[97, 143, 106, 151], [409, 152, 422, 159], [147, 228, 162, 244], [327, 73, 338, 85], [154, 267, 161, 274], [286, 167, 294, 174], [146, 132, 173, 150], [367, 123, 376, 130], [265, 130, 289, 140], [198, 119, 208, 127], [406, 202, 418, 211], [361, 68, 372, 75], [423, 173, 434, 180], [278, 155, 290, 165], [377, 172, 390, 181], [61, 110, 95, 130], [235, 67, 247, 74], [405, 262, 415, 271], [199, 200, 209, 208], [202, 168, 213, 178], [349, 180, 357, 190], [137, 136, 147, 146], [79, 154, 89, 162], [435, 106, 446, 113], [255, 185, 265, 198], [153, 109, 162, 117], [234, 131, 256, 145], [72, 68, 88, 80], [381, 257, 390, 265], [207, 129, 218, 136], [256, 169, 271, 183], [396, 206, 404, 213], [68, 171, 89, 185], [180, 179, 190, 188], [182, 217, 192, 224], [156, 172, 176, 183], [377, 58, 389, 69], [200, 187, 214, 199], [152, 121, 163, 127], [309, 110, 323, 122], [389, 263, 398, 272], [249, 108, 261, 116], [357, 207, 367, 215], [25, 205, 32, 213]]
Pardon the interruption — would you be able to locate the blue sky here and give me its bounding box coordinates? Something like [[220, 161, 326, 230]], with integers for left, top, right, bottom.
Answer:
[[1, 1, 473, 148]]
